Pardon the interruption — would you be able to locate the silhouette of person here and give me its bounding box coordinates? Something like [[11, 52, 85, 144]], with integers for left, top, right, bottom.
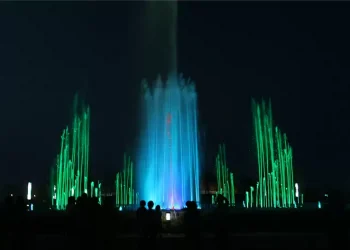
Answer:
[[327, 189, 347, 248], [14, 196, 27, 249], [66, 196, 76, 244], [146, 200, 157, 240], [67, 196, 75, 213], [155, 205, 162, 238], [184, 201, 200, 241], [2, 195, 15, 249], [90, 197, 100, 246], [215, 194, 229, 247], [4, 194, 15, 213], [136, 200, 148, 238], [100, 196, 116, 250], [75, 193, 96, 250]]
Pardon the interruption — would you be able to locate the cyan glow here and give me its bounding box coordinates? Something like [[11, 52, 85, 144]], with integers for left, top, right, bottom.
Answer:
[[137, 73, 200, 209]]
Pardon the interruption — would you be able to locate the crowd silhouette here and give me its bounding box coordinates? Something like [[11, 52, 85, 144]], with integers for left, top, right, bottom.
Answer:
[[135, 199, 203, 248], [0, 191, 348, 249], [0, 193, 207, 249], [1, 195, 32, 249]]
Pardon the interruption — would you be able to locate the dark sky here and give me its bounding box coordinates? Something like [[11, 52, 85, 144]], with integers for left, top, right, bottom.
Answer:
[[0, 2, 349, 195]]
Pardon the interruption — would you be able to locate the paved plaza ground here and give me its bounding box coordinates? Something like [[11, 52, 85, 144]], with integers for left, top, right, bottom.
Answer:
[[32, 232, 328, 250]]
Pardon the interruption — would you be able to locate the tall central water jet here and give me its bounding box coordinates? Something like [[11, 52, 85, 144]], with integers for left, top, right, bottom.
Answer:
[[137, 74, 200, 209], [142, 1, 178, 76]]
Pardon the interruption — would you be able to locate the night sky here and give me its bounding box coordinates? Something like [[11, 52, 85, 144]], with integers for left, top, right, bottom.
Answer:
[[0, 2, 349, 195]]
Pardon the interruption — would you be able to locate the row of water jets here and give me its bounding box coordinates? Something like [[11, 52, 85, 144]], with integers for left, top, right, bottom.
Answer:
[[47, 91, 303, 210]]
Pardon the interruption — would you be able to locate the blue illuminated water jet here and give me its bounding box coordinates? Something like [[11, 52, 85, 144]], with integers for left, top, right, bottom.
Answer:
[[137, 73, 200, 209]]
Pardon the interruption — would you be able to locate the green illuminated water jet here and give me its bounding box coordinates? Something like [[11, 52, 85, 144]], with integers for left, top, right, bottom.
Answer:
[[50, 160, 56, 207], [88, 180, 102, 205], [116, 153, 138, 207], [53, 95, 90, 210], [216, 144, 235, 206], [252, 99, 294, 208]]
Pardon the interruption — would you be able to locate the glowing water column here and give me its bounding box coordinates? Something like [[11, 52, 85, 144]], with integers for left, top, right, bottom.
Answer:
[[98, 181, 102, 205], [50, 163, 56, 207], [116, 153, 138, 207], [54, 95, 90, 210], [252, 99, 295, 208], [137, 74, 201, 209], [27, 182, 32, 201], [215, 144, 235, 206]]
